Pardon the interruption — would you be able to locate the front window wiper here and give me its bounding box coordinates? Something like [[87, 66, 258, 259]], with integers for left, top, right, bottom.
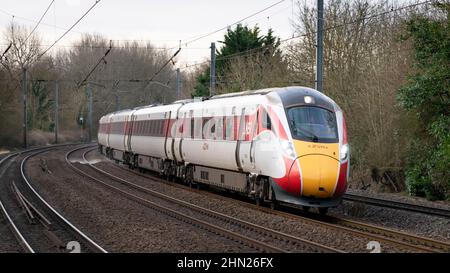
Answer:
[[299, 126, 319, 142], [290, 119, 319, 142]]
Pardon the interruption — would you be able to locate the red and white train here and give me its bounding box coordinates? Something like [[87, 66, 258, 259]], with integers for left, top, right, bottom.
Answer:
[[98, 86, 349, 214]]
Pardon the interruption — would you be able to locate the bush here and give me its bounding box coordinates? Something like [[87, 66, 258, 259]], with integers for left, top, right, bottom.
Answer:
[[398, 3, 450, 200]]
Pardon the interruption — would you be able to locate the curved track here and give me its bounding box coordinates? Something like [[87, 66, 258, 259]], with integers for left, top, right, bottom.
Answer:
[[67, 146, 343, 253], [93, 149, 449, 253], [0, 144, 107, 253]]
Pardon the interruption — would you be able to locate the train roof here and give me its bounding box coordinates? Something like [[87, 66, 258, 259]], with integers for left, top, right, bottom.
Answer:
[[209, 87, 277, 100], [100, 86, 341, 121], [207, 86, 339, 111]]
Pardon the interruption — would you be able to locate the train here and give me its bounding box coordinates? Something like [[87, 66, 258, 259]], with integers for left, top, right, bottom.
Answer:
[[97, 86, 349, 214]]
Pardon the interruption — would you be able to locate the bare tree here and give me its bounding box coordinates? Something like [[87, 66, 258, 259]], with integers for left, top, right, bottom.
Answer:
[[218, 47, 291, 93], [286, 0, 418, 191], [1, 22, 42, 76]]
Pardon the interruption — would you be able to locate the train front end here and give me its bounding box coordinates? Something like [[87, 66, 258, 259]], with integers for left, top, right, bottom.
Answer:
[[270, 87, 349, 210]]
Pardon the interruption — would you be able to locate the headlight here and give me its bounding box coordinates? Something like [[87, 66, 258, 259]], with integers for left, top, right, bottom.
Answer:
[[340, 144, 349, 161], [280, 140, 296, 159]]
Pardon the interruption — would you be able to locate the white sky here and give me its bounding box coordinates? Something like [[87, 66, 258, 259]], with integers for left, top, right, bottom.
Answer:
[[0, 0, 301, 69]]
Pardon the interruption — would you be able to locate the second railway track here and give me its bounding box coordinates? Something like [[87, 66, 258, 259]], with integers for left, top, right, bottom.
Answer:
[[343, 193, 450, 219], [5, 144, 446, 253], [0, 144, 107, 253]]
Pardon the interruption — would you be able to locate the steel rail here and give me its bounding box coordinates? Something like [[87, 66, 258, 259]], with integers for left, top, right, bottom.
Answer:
[[66, 146, 286, 253], [83, 147, 344, 253], [103, 152, 449, 253], [20, 144, 107, 253], [0, 146, 66, 253], [343, 193, 450, 219]]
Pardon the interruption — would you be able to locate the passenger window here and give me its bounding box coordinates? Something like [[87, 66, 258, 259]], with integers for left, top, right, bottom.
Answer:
[[202, 118, 211, 139], [238, 108, 246, 141], [194, 118, 202, 139], [215, 117, 223, 140], [225, 116, 234, 140], [261, 109, 272, 130]]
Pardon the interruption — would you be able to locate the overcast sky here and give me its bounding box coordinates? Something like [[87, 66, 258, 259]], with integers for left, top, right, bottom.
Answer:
[[0, 0, 300, 68]]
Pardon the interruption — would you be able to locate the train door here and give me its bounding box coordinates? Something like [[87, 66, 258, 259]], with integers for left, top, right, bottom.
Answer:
[[106, 115, 112, 147], [237, 106, 258, 172], [173, 111, 185, 162], [123, 115, 129, 151], [164, 111, 175, 160], [124, 110, 137, 152], [237, 107, 250, 171]]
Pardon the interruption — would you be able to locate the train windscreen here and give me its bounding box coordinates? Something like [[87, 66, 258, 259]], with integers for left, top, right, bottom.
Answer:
[[286, 106, 338, 143]]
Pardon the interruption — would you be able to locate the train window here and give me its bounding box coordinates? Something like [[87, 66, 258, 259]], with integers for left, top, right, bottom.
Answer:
[[157, 120, 161, 136], [261, 109, 272, 130], [191, 118, 194, 139], [178, 122, 184, 137], [287, 106, 338, 143], [194, 118, 202, 139], [215, 117, 223, 140], [181, 113, 188, 138], [225, 116, 234, 140], [202, 118, 211, 139], [238, 108, 246, 141]]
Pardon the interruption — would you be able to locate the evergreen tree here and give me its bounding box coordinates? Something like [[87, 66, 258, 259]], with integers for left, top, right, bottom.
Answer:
[[398, 2, 450, 200], [192, 24, 281, 97]]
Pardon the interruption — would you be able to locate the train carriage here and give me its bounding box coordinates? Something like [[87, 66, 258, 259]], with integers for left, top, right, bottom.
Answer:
[[98, 86, 349, 214]]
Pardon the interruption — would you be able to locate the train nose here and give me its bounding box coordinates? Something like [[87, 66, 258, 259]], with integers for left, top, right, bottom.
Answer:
[[294, 155, 339, 198]]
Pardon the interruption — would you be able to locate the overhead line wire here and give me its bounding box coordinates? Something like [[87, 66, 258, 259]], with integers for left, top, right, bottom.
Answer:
[[182, 0, 286, 46], [179, 0, 433, 70], [23, 0, 55, 44], [35, 0, 102, 62]]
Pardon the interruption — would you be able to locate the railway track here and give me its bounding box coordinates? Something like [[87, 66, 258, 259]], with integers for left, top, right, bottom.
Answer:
[[0, 144, 107, 253], [321, 214, 450, 252], [93, 149, 450, 253], [67, 145, 343, 253], [343, 193, 450, 219]]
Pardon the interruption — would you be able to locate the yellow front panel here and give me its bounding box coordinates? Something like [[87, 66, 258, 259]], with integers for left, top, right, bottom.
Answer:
[[294, 140, 339, 198], [293, 141, 339, 160]]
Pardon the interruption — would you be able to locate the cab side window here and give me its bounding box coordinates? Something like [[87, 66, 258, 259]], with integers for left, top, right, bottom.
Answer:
[[261, 109, 272, 130]]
